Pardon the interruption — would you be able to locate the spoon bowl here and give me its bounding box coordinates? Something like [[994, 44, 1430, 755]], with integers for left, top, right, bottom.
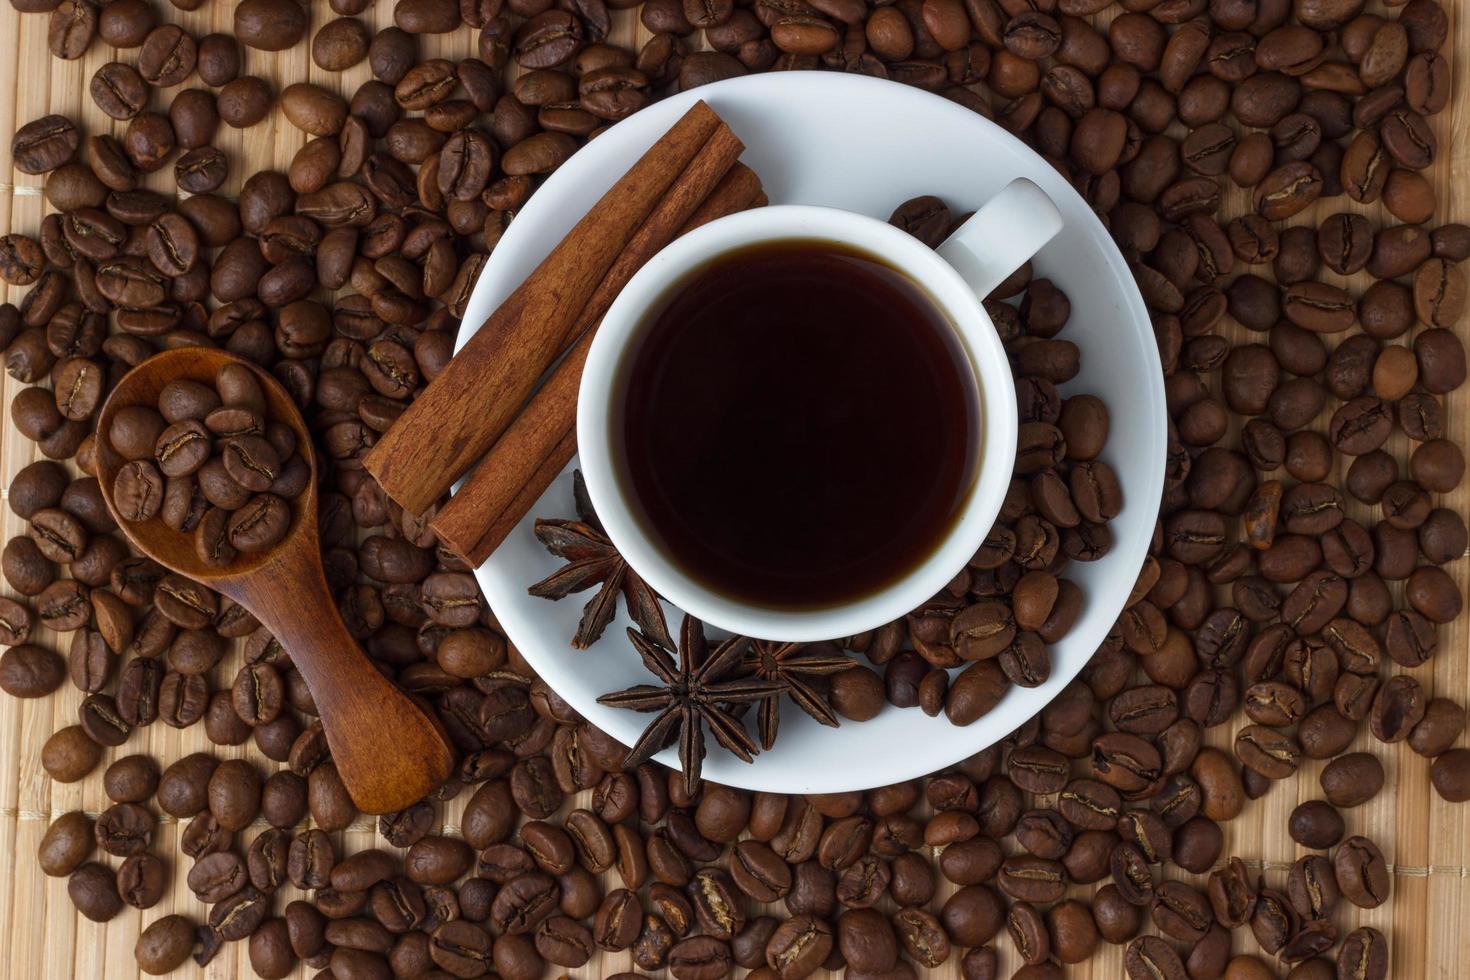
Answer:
[[95, 349, 316, 582], [96, 347, 456, 814]]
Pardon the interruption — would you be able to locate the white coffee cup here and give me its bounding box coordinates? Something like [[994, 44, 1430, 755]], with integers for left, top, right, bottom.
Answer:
[[578, 178, 1063, 641]]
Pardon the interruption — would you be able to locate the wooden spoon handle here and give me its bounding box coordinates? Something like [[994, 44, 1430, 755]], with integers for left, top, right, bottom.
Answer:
[[234, 539, 456, 814]]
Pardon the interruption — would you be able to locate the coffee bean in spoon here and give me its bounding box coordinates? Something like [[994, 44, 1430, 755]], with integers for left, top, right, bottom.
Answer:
[[103, 362, 307, 565]]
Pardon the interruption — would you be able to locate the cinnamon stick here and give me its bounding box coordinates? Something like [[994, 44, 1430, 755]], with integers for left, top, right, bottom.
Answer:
[[552, 123, 745, 359], [465, 429, 579, 568], [431, 167, 769, 566], [364, 102, 741, 516], [680, 163, 765, 233], [430, 327, 590, 565]]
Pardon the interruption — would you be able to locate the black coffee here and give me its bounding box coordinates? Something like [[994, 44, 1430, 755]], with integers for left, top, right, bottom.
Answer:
[[616, 239, 980, 609]]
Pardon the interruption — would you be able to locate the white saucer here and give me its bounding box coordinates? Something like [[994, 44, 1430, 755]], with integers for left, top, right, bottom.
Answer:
[[456, 72, 1166, 793]]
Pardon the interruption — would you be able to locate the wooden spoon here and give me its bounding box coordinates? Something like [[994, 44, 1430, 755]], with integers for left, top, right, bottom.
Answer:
[[95, 348, 456, 814]]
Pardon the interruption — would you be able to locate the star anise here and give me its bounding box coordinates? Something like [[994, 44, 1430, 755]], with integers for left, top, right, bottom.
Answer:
[[597, 615, 784, 789], [740, 640, 860, 750], [528, 471, 672, 650]]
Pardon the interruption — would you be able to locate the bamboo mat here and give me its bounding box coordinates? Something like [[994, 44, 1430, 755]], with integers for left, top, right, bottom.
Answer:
[[1, 0, 1467, 978]]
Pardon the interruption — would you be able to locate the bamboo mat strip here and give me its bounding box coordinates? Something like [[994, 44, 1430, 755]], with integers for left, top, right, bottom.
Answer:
[[1, 0, 1467, 977]]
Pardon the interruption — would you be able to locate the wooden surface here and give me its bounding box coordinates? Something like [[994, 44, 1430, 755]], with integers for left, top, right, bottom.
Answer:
[[1, 1, 1467, 978]]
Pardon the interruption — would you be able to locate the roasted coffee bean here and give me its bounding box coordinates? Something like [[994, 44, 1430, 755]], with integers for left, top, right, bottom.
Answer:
[[879, 906, 944, 970], [1152, 880, 1212, 942], [781, 859, 836, 921], [730, 840, 792, 904], [834, 851, 890, 908], [1334, 836, 1390, 908], [30, 508, 87, 564], [1370, 674, 1428, 741], [234, 0, 308, 51], [1125, 935, 1185, 980], [1336, 926, 1389, 980], [39, 811, 96, 881], [208, 757, 262, 832], [288, 829, 335, 889], [997, 855, 1067, 904], [490, 873, 559, 935], [0, 595, 37, 646], [1250, 885, 1297, 955], [1008, 745, 1070, 794], [90, 63, 149, 121], [134, 914, 197, 974], [94, 802, 155, 856], [1234, 724, 1301, 780], [1286, 800, 1345, 851], [592, 888, 641, 952], [1318, 752, 1384, 808], [1285, 853, 1340, 923], [69, 862, 124, 923], [13, 115, 80, 174], [1201, 861, 1253, 936], [225, 494, 291, 552], [1091, 882, 1142, 945], [1411, 698, 1467, 757], [533, 915, 591, 967], [79, 693, 131, 747], [189, 850, 248, 903], [0, 641, 65, 697], [1431, 750, 1470, 803], [114, 461, 165, 522]]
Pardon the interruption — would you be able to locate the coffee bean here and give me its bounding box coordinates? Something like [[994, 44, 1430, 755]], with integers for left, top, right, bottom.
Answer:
[[1414, 256, 1467, 329], [222, 493, 289, 552], [76, 691, 130, 746], [1249, 883, 1298, 955], [666, 934, 731, 978], [8, 462, 66, 521], [1411, 698, 1467, 757], [217, 76, 276, 128], [1379, 106, 1435, 169], [209, 884, 270, 941], [1255, 161, 1322, 219], [590, 887, 641, 952], [1318, 752, 1384, 808], [1087, 883, 1140, 945], [1125, 935, 1185, 980], [1428, 748, 1470, 803], [113, 460, 165, 522], [1369, 673, 1428, 741], [529, 916, 585, 969], [207, 757, 261, 832], [155, 382, 214, 429], [281, 829, 334, 891], [1334, 835, 1390, 908], [134, 914, 197, 975], [85, 65, 147, 127], [69, 861, 123, 922], [234, 0, 308, 51], [280, 82, 350, 137], [13, 114, 80, 174], [489, 873, 559, 935], [187, 850, 246, 904], [314, 17, 372, 70], [1333, 926, 1388, 980], [1285, 801, 1344, 852]]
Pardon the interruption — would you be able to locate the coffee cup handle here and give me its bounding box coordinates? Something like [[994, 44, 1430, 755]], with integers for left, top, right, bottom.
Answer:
[[937, 178, 1063, 300]]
